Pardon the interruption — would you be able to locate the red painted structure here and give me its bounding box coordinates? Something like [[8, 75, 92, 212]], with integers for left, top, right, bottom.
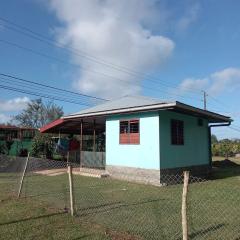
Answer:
[[39, 118, 65, 133], [0, 124, 37, 141]]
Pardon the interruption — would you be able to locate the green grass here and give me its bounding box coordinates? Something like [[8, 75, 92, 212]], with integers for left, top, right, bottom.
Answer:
[[0, 198, 110, 240], [0, 158, 240, 240]]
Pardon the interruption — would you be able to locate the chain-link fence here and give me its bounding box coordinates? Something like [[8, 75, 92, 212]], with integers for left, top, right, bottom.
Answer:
[[0, 154, 25, 200], [20, 156, 70, 210], [0, 153, 239, 239], [188, 175, 240, 239], [72, 172, 184, 240]]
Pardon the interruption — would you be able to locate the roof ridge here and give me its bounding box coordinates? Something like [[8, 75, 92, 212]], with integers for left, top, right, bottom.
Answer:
[[111, 94, 165, 102], [66, 94, 170, 117]]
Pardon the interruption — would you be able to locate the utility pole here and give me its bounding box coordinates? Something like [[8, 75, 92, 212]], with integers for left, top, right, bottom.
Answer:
[[202, 91, 207, 110]]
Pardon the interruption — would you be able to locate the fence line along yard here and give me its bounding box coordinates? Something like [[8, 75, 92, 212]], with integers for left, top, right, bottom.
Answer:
[[0, 153, 240, 240]]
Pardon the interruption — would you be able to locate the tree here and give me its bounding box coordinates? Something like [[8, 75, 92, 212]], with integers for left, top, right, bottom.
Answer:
[[31, 132, 54, 159], [220, 140, 232, 158], [211, 134, 218, 144], [14, 99, 64, 128], [212, 138, 240, 158]]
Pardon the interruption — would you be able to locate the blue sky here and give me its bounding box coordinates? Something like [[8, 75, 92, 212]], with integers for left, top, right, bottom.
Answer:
[[0, 0, 240, 139]]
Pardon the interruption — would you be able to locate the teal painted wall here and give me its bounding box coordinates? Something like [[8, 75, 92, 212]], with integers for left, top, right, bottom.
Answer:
[[106, 112, 160, 170], [159, 111, 209, 169], [0, 139, 33, 156]]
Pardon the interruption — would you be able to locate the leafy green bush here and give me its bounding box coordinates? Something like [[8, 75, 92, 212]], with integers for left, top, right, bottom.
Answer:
[[31, 133, 54, 159], [212, 138, 240, 158], [6, 140, 14, 155], [0, 142, 7, 155]]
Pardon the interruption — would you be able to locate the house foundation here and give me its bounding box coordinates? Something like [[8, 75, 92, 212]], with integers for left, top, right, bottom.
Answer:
[[106, 164, 211, 186], [160, 164, 211, 185], [106, 165, 161, 186]]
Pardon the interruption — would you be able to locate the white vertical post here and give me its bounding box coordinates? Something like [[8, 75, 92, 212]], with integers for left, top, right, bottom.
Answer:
[[182, 171, 189, 240], [93, 119, 96, 153], [18, 152, 30, 198], [67, 151, 69, 165], [80, 120, 83, 168], [68, 165, 75, 216]]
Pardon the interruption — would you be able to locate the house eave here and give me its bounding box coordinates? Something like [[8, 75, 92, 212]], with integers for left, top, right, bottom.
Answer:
[[175, 102, 232, 123], [63, 101, 231, 124]]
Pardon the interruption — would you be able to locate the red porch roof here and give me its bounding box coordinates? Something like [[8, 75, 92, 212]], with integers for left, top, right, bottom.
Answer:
[[40, 118, 65, 133], [40, 117, 105, 134]]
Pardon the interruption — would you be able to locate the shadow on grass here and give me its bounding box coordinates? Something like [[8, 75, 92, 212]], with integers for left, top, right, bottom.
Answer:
[[175, 223, 225, 240], [76, 198, 166, 217], [211, 159, 240, 180], [66, 235, 97, 240], [19, 190, 69, 199], [189, 223, 225, 239], [0, 211, 66, 226]]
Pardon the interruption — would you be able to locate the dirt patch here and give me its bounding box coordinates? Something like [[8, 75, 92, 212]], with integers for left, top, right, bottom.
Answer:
[[106, 229, 142, 240], [34, 168, 66, 176]]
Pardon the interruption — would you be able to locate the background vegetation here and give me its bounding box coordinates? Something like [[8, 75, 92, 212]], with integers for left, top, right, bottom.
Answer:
[[14, 98, 64, 128], [31, 133, 55, 159], [211, 134, 240, 158]]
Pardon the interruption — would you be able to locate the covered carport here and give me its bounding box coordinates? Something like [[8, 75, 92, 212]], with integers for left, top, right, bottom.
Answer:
[[40, 116, 106, 169]]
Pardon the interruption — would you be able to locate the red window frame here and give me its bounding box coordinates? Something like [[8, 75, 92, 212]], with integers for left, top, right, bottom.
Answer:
[[171, 119, 184, 145], [120, 119, 140, 144]]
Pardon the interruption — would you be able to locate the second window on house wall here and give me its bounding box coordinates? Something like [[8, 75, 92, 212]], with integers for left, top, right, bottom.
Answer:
[[171, 119, 184, 145], [120, 119, 140, 144]]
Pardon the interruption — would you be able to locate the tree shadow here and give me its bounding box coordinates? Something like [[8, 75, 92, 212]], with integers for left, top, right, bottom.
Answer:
[[0, 211, 66, 226], [175, 223, 225, 240], [66, 235, 96, 240], [211, 159, 240, 180], [189, 223, 225, 239], [76, 198, 165, 217], [0, 211, 102, 240]]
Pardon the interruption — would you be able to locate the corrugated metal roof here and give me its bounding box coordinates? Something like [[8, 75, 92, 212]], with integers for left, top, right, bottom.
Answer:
[[62, 95, 232, 123], [66, 95, 171, 117]]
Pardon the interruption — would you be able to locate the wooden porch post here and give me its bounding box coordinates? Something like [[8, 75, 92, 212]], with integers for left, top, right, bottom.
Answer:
[[80, 120, 83, 168]]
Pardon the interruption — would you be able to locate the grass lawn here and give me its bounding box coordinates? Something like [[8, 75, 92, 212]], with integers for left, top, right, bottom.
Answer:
[[0, 198, 109, 240], [0, 157, 240, 240]]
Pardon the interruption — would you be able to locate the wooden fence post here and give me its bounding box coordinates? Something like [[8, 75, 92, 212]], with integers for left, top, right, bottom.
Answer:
[[18, 152, 30, 198], [182, 171, 189, 240], [68, 165, 75, 216]]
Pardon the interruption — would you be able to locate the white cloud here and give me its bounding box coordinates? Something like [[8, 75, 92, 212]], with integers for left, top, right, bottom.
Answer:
[[176, 1, 200, 32], [209, 68, 240, 95], [0, 114, 12, 123], [178, 77, 208, 92], [0, 97, 30, 112], [46, 0, 175, 98], [178, 67, 240, 96]]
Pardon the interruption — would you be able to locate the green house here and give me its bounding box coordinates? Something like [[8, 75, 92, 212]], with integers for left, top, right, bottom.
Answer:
[[0, 125, 37, 156]]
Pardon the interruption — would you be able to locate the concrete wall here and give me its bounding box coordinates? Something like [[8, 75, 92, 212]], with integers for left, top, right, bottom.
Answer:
[[159, 111, 210, 169], [106, 112, 160, 170]]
